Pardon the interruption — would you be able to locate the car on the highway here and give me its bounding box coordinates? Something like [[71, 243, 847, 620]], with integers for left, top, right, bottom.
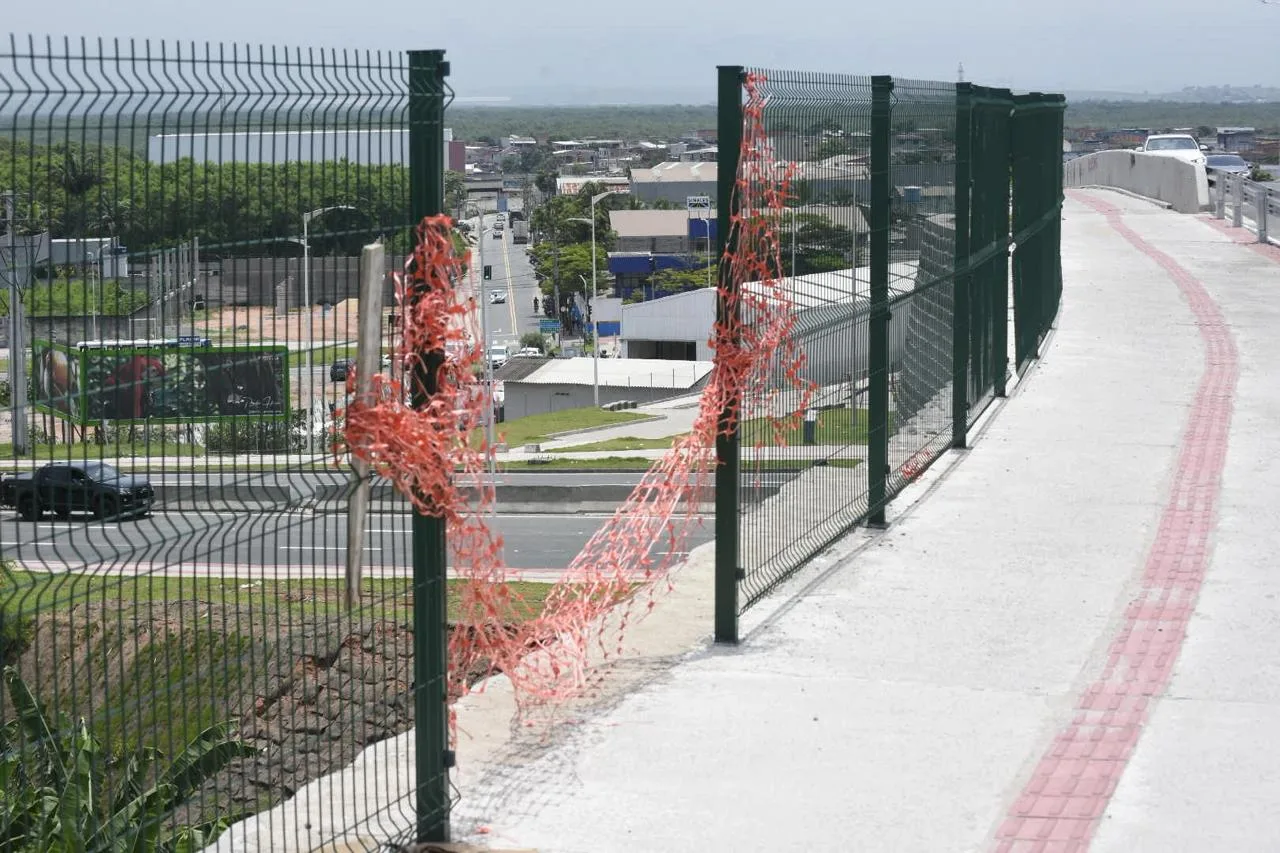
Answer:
[[330, 358, 354, 382], [492, 229, 502, 240], [1, 462, 154, 521], [489, 290, 507, 304], [517, 346, 542, 358], [488, 344, 510, 369], [1205, 153, 1251, 177], [1136, 134, 1207, 167]]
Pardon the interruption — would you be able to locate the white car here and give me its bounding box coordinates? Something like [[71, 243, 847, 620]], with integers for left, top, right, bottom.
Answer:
[[517, 347, 542, 358], [1137, 134, 1207, 167], [489, 290, 507, 305], [488, 344, 509, 369]]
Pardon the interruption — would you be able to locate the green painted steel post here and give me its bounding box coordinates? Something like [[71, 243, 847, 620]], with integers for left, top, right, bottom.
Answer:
[[1052, 95, 1067, 322], [714, 65, 744, 644], [408, 47, 452, 844], [867, 75, 893, 527], [968, 87, 989, 398], [951, 83, 973, 449], [992, 89, 1013, 398], [1010, 93, 1030, 368]]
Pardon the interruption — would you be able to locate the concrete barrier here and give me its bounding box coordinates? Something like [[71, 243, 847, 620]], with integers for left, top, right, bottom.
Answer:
[[310, 481, 781, 514], [151, 483, 302, 511], [1064, 150, 1210, 213]]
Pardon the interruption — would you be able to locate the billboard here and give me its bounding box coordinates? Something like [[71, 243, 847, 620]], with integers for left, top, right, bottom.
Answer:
[[33, 339, 290, 425]]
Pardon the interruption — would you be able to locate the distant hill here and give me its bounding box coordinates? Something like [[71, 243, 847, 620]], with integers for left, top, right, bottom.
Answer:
[[1067, 85, 1280, 103]]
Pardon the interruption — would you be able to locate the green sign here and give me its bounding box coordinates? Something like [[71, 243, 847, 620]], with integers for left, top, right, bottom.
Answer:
[[32, 339, 291, 425]]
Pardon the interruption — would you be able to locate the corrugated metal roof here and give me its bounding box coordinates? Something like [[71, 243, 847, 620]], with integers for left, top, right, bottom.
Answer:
[[493, 356, 551, 381], [513, 356, 714, 389], [744, 262, 918, 310], [630, 162, 718, 183], [608, 209, 718, 238]]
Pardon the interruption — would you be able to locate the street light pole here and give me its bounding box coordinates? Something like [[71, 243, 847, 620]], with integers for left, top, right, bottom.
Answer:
[[570, 189, 620, 408], [300, 204, 357, 453], [462, 205, 496, 480], [790, 208, 797, 278]]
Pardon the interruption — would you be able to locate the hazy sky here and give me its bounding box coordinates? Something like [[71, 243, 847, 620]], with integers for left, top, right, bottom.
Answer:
[[6, 0, 1280, 104]]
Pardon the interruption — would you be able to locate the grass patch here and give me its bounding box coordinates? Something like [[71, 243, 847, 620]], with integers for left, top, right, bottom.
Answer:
[[494, 406, 649, 447], [0, 570, 554, 625], [741, 407, 889, 446], [549, 434, 682, 453], [0, 568, 556, 756], [305, 343, 359, 362], [0, 440, 205, 460]]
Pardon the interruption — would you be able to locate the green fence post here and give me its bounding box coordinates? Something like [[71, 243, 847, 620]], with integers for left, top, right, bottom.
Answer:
[[1036, 94, 1053, 350], [951, 82, 973, 449], [867, 75, 893, 527], [991, 89, 1013, 398], [1010, 93, 1030, 368], [407, 47, 452, 845], [968, 87, 990, 400], [714, 65, 744, 644], [1052, 95, 1067, 323]]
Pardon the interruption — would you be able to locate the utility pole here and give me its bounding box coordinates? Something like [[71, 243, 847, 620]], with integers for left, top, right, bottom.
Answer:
[[3, 191, 29, 456], [550, 220, 562, 347]]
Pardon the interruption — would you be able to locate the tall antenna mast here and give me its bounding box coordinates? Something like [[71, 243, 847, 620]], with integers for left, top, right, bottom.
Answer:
[[957, 62, 965, 83]]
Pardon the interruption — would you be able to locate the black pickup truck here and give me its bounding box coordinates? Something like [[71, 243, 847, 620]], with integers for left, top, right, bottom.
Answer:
[[0, 462, 154, 521]]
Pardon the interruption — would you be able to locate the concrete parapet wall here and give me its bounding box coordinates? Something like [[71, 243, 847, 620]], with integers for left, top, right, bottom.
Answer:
[[1064, 150, 1209, 213]]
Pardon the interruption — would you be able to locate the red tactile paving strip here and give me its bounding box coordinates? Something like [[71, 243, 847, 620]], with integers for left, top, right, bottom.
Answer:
[[993, 191, 1240, 852]]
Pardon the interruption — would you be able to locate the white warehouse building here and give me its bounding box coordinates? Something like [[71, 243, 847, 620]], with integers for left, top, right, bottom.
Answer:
[[620, 262, 921, 382]]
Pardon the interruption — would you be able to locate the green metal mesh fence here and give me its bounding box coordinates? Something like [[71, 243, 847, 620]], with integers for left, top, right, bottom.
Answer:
[[734, 68, 874, 610], [1012, 93, 1068, 371], [716, 70, 1065, 628], [0, 35, 454, 851], [882, 78, 957, 499]]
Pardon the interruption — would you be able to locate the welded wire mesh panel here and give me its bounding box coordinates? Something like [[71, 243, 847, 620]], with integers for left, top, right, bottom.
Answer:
[[1012, 93, 1067, 372], [0, 35, 437, 851], [885, 79, 957, 496], [735, 68, 875, 610], [964, 87, 1014, 422]]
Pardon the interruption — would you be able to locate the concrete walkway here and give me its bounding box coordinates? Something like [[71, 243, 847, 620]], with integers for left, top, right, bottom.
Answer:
[[443, 190, 1280, 852]]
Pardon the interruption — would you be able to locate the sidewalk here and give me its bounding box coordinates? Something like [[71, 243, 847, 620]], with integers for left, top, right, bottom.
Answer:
[[445, 190, 1280, 852]]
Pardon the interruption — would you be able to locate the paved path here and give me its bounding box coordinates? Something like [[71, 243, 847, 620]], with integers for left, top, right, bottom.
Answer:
[[440, 190, 1280, 852]]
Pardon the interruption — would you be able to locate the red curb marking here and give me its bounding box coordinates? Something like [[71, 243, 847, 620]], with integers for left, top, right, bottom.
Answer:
[[993, 191, 1239, 851], [1198, 214, 1280, 264]]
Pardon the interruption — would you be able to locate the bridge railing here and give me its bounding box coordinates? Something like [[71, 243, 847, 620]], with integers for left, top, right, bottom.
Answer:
[[1211, 170, 1277, 244]]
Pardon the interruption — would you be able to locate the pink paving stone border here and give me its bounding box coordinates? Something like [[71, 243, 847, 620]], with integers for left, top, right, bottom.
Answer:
[[992, 191, 1241, 853]]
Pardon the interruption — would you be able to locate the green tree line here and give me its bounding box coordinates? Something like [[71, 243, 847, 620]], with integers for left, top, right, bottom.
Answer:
[[0, 139, 416, 258]]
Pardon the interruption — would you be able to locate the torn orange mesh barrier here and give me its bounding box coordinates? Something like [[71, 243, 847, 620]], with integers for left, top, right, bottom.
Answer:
[[338, 72, 813, 721]]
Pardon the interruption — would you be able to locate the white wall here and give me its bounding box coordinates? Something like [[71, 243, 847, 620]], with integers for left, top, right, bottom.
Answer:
[[1064, 150, 1210, 213], [621, 288, 717, 362]]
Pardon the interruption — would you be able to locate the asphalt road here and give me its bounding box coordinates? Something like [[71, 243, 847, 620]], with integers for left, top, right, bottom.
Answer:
[[464, 212, 542, 349], [0, 508, 713, 582], [11, 469, 695, 489]]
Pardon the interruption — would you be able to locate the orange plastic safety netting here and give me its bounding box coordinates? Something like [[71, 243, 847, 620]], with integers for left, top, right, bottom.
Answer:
[[338, 72, 812, 718]]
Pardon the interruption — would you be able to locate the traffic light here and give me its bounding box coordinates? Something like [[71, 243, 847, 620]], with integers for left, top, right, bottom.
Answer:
[[483, 265, 492, 280]]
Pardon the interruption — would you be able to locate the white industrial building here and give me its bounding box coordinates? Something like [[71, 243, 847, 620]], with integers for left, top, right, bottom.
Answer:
[[48, 237, 129, 279], [619, 262, 920, 375], [501, 356, 713, 419], [628, 162, 717, 205]]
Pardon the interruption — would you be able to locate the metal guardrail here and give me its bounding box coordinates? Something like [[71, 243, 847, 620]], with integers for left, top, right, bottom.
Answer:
[[1210, 171, 1278, 244]]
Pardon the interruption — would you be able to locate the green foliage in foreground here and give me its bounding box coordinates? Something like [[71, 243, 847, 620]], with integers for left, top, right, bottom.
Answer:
[[0, 666, 257, 853]]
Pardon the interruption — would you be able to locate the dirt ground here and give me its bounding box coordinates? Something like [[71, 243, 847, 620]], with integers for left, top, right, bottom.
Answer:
[[9, 596, 454, 828]]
